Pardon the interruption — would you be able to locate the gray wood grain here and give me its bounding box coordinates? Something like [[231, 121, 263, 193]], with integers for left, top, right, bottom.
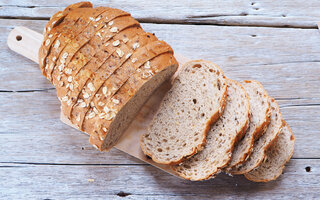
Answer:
[[0, 91, 319, 162], [0, 159, 319, 199], [1, 19, 320, 98], [1, 0, 320, 28]]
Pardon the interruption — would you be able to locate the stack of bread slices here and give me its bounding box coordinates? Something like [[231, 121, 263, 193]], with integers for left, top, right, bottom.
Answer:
[[140, 60, 295, 182]]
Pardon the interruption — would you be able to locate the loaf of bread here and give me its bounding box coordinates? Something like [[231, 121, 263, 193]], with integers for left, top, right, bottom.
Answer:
[[244, 121, 295, 182], [172, 79, 250, 180], [140, 60, 227, 165], [38, 2, 178, 151]]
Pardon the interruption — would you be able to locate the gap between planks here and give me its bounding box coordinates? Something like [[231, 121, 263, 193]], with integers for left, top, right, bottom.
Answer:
[[0, 16, 318, 29]]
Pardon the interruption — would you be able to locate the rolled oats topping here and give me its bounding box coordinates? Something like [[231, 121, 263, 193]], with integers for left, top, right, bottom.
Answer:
[[108, 21, 114, 26], [122, 37, 129, 43], [131, 58, 138, 63], [67, 76, 73, 82], [110, 27, 118, 33], [112, 99, 120, 104], [116, 49, 124, 57], [54, 40, 60, 49], [102, 87, 108, 95], [103, 106, 110, 113], [132, 42, 140, 50], [98, 102, 105, 107], [88, 82, 95, 91], [45, 39, 50, 46], [88, 112, 95, 119], [144, 61, 150, 69], [95, 16, 101, 21], [112, 40, 120, 47]]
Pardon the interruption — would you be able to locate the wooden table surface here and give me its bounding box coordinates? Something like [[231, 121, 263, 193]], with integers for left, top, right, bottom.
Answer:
[[1, 1, 320, 199]]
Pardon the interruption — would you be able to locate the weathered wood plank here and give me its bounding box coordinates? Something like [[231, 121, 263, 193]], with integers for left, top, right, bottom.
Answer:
[[0, 91, 319, 164], [1, 19, 320, 99], [1, 0, 320, 28], [0, 159, 319, 199]]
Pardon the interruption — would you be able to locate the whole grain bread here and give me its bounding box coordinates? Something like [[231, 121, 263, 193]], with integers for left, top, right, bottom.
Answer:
[[38, 4, 178, 151], [140, 60, 227, 165], [88, 53, 178, 150], [228, 97, 282, 174], [71, 39, 171, 130], [171, 79, 250, 180], [62, 29, 151, 121], [244, 121, 295, 182], [225, 80, 271, 169], [40, 2, 94, 76], [47, 9, 130, 82]]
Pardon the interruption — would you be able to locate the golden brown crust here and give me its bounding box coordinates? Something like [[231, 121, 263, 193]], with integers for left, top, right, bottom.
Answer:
[[64, 26, 144, 121], [48, 8, 130, 82]]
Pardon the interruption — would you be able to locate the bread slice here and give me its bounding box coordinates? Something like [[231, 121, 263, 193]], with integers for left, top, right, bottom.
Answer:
[[244, 121, 295, 182], [171, 79, 250, 180], [225, 80, 271, 169], [140, 60, 227, 165], [229, 97, 282, 174]]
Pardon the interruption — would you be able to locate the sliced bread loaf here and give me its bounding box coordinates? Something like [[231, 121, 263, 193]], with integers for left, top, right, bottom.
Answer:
[[171, 79, 250, 180], [225, 80, 271, 169], [244, 121, 295, 182], [140, 60, 227, 165], [228, 97, 282, 174]]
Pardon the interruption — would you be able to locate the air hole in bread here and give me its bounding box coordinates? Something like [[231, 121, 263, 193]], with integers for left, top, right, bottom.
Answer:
[[209, 69, 214, 72], [162, 139, 168, 142], [157, 148, 163, 152], [201, 113, 205, 117], [192, 64, 202, 68]]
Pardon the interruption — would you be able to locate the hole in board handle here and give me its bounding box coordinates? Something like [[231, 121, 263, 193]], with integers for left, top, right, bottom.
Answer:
[[16, 35, 22, 41]]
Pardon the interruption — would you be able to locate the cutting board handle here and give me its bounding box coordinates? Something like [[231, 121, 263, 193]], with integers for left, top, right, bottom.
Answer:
[[7, 26, 43, 64]]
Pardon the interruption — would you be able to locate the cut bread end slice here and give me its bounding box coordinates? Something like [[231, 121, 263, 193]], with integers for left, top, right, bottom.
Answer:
[[244, 121, 295, 182], [225, 80, 271, 169], [228, 97, 282, 175], [89, 59, 178, 151], [171, 79, 250, 181], [140, 60, 227, 165]]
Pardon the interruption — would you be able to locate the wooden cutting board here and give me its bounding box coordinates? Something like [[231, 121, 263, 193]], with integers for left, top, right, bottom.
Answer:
[[7, 26, 191, 177]]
